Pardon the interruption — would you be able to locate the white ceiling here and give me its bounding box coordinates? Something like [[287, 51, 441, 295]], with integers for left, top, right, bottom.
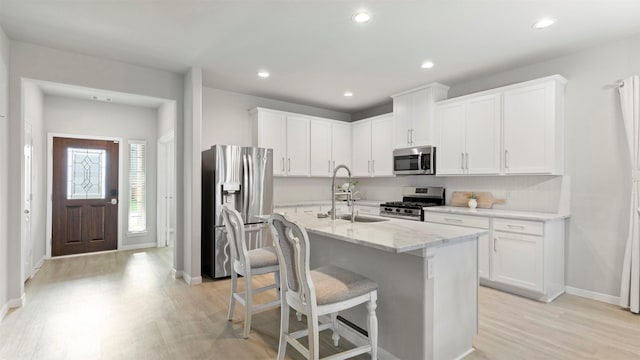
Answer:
[[2, 1, 640, 113]]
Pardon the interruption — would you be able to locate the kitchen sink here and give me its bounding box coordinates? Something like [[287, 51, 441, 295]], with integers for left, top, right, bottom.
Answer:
[[337, 215, 389, 223]]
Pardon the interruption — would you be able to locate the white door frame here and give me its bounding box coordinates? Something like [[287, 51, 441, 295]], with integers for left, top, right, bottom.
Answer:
[[22, 121, 33, 281], [157, 130, 176, 249], [45, 133, 124, 258]]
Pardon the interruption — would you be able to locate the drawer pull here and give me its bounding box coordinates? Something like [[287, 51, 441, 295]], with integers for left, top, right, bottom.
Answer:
[[494, 238, 497, 252], [445, 218, 463, 223], [507, 224, 525, 229]]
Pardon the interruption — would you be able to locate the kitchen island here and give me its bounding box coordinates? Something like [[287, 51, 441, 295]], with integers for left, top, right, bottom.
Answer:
[[272, 213, 487, 360]]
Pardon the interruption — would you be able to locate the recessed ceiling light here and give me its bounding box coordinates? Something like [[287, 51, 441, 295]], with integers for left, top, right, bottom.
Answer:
[[344, 91, 353, 97], [353, 11, 371, 23], [533, 17, 555, 29], [421, 61, 435, 69], [257, 71, 270, 78]]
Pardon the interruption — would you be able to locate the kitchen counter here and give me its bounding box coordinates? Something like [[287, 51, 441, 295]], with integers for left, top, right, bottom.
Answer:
[[424, 205, 570, 221], [276, 212, 487, 254]]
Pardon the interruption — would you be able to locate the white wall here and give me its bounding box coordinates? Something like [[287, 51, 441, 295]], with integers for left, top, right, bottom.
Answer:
[[8, 41, 184, 302], [201, 87, 351, 150], [0, 24, 10, 318], [157, 101, 175, 138], [22, 82, 45, 276], [44, 95, 159, 248]]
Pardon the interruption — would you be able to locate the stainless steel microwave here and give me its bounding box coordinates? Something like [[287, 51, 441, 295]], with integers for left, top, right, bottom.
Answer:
[[393, 146, 436, 175]]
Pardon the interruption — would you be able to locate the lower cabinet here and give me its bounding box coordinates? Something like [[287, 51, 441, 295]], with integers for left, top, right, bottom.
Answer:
[[424, 212, 565, 302], [355, 204, 380, 216], [492, 231, 543, 293]]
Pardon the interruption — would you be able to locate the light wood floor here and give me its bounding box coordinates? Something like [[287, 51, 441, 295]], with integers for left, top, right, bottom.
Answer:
[[0, 248, 638, 360]]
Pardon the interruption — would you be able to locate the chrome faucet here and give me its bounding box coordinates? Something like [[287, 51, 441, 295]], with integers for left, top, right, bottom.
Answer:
[[331, 164, 355, 222]]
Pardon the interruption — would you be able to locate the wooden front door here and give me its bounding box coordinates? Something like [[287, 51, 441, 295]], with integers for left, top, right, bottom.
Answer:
[[52, 137, 119, 256]]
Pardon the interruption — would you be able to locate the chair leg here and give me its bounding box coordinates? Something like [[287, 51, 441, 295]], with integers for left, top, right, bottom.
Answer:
[[308, 312, 320, 360], [367, 293, 378, 360], [277, 300, 290, 360], [330, 312, 340, 347], [227, 271, 237, 321], [243, 274, 253, 339]]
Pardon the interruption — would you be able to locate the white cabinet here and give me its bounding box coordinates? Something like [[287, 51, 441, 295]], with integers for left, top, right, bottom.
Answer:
[[331, 122, 352, 170], [436, 94, 501, 175], [253, 108, 310, 177], [434, 75, 566, 176], [310, 120, 352, 177], [310, 119, 332, 176], [392, 84, 449, 148], [424, 211, 566, 302], [355, 204, 380, 216], [503, 79, 565, 174], [492, 231, 544, 292], [351, 114, 394, 177]]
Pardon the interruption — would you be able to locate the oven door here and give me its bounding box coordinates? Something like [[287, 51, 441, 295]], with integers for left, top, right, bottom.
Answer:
[[393, 146, 435, 175]]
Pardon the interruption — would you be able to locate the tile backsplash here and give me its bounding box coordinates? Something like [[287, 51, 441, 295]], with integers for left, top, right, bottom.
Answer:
[[275, 175, 571, 214]]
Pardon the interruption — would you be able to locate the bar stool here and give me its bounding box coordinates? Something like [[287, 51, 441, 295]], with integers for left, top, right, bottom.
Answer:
[[268, 213, 379, 360], [221, 205, 280, 339]]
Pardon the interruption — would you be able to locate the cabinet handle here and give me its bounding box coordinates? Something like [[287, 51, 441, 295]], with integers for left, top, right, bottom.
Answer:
[[372, 160, 375, 173], [445, 218, 462, 223], [368, 160, 371, 173], [494, 238, 497, 252], [466, 152, 469, 170], [505, 150, 510, 169], [281, 157, 285, 172], [328, 160, 331, 173], [407, 129, 411, 144], [461, 153, 465, 170], [288, 158, 291, 172], [411, 128, 415, 144], [332, 160, 335, 170], [507, 224, 525, 229]]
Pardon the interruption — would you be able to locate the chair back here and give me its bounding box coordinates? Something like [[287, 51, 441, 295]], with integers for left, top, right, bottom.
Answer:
[[221, 205, 249, 271], [268, 213, 316, 309]]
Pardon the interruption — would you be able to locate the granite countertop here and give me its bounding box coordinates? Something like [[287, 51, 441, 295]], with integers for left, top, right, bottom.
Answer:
[[264, 212, 487, 254], [423, 206, 570, 221], [274, 200, 386, 208]]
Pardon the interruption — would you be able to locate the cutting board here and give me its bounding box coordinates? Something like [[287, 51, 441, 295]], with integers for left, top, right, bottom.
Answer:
[[450, 191, 506, 209]]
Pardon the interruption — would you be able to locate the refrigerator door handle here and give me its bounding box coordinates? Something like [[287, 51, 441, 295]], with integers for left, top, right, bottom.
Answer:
[[242, 154, 250, 221]]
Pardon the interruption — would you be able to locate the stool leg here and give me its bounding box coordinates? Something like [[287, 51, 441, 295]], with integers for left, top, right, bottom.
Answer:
[[275, 271, 281, 301], [277, 300, 290, 360], [330, 312, 340, 347], [243, 274, 253, 339], [227, 271, 237, 321], [367, 293, 378, 360], [308, 312, 320, 360]]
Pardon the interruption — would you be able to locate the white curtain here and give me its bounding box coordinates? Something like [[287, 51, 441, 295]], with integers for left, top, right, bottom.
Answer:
[[620, 75, 640, 313]]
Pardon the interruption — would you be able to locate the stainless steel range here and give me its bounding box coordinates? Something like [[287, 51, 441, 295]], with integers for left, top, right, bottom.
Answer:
[[380, 187, 445, 221]]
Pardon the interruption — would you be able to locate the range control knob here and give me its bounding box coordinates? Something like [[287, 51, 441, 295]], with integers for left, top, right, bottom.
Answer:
[[395, 208, 401, 212], [404, 209, 411, 213]]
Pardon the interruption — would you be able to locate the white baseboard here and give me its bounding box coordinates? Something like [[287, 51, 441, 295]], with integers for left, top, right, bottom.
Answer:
[[8, 293, 26, 308], [453, 348, 475, 360], [0, 302, 8, 322], [120, 242, 158, 251], [318, 315, 399, 360], [182, 273, 202, 285], [171, 269, 183, 279], [565, 286, 620, 305], [30, 256, 45, 279]]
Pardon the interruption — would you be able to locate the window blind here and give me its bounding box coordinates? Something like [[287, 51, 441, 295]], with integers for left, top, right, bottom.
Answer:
[[128, 141, 146, 233]]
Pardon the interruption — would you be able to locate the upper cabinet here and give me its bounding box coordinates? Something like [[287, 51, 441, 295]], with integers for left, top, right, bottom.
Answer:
[[435, 75, 567, 176], [309, 119, 352, 177], [391, 83, 450, 148], [252, 108, 310, 177], [503, 80, 565, 175], [436, 94, 501, 175], [352, 114, 394, 177], [252, 107, 351, 178]]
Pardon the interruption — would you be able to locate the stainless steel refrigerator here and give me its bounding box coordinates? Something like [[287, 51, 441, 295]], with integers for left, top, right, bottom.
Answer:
[[201, 145, 273, 279]]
